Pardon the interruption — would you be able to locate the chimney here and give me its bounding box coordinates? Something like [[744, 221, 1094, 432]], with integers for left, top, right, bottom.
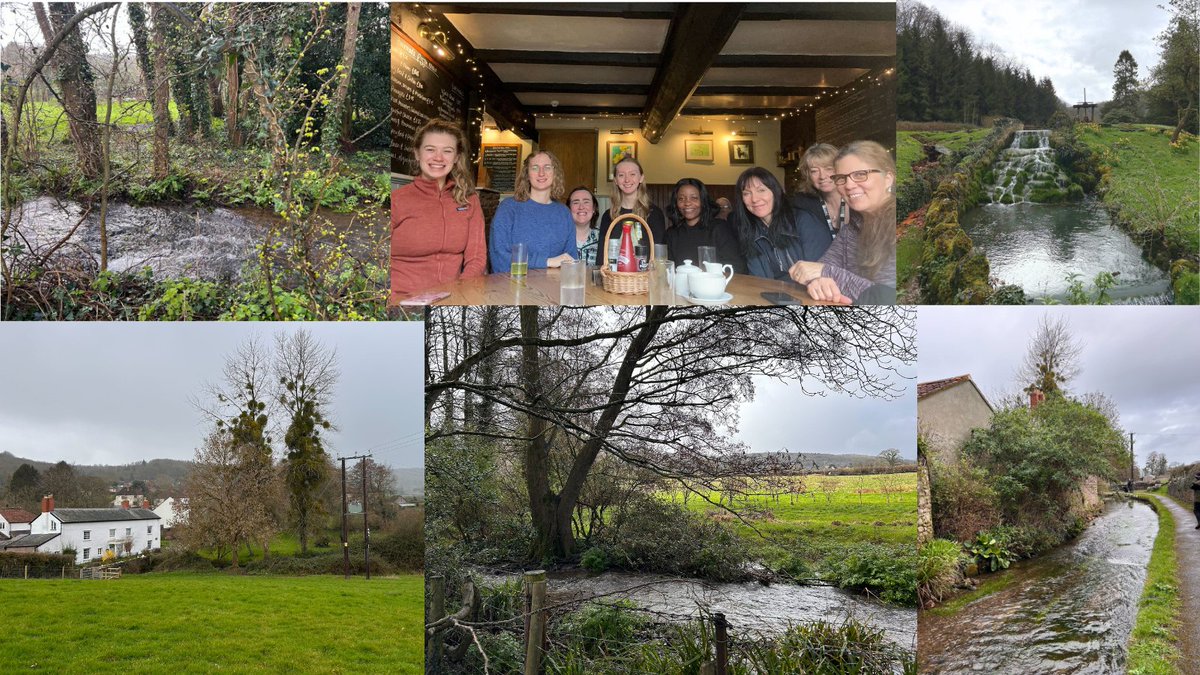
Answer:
[[121, 499, 130, 510], [142, 499, 151, 510], [1029, 387, 1045, 409], [41, 495, 54, 513]]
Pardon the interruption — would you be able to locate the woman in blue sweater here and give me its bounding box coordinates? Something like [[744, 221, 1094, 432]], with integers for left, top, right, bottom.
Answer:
[[489, 150, 576, 272]]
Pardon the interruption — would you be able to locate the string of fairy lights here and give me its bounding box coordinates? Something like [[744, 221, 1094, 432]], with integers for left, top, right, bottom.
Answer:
[[403, 3, 897, 163]]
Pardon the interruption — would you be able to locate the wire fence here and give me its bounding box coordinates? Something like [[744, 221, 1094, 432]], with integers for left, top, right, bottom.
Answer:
[[426, 571, 916, 675], [0, 559, 78, 580]]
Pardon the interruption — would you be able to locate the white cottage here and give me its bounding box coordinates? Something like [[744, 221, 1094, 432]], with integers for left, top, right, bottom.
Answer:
[[22, 495, 162, 564], [0, 508, 37, 540], [152, 496, 188, 529]]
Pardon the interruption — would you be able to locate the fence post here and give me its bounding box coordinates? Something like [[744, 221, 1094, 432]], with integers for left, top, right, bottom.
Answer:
[[714, 612, 728, 675], [426, 575, 445, 675], [524, 570, 547, 675], [24, 564, 28, 580], [61, 565, 65, 579]]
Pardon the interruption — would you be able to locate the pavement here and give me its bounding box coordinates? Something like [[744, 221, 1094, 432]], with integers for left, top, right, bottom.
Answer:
[[1159, 495, 1200, 664]]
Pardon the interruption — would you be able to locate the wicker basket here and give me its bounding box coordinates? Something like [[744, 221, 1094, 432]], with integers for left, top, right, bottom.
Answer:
[[599, 214, 655, 295]]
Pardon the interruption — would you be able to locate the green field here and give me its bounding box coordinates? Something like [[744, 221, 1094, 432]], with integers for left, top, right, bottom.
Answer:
[[0, 572, 424, 673], [670, 472, 917, 555], [897, 128, 992, 186], [3, 100, 181, 143], [1077, 124, 1200, 264]]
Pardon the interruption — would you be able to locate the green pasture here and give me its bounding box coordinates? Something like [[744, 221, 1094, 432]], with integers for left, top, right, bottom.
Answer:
[[668, 472, 918, 553], [3, 99, 181, 144], [1077, 124, 1199, 265], [897, 127, 992, 186], [195, 530, 339, 564], [0, 572, 424, 674]]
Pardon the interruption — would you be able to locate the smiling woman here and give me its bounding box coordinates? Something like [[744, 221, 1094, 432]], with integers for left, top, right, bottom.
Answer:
[[487, 150, 576, 273]]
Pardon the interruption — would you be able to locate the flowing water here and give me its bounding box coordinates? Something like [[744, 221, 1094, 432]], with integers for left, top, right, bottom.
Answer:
[[919, 499, 1157, 674], [960, 200, 1171, 303], [10, 197, 383, 280], [964, 129, 1171, 303], [482, 568, 917, 649]]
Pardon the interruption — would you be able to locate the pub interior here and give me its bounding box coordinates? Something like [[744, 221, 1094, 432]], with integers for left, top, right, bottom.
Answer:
[[392, 2, 897, 305]]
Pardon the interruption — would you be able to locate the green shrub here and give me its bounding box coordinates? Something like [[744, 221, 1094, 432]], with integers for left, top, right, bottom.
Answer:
[[822, 543, 917, 605], [918, 539, 965, 606], [968, 530, 1016, 572], [580, 546, 609, 573], [478, 579, 523, 624], [592, 497, 749, 582], [464, 632, 524, 674]]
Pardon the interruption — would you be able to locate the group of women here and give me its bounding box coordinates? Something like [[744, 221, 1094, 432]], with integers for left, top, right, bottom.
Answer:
[[392, 118, 896, 304]]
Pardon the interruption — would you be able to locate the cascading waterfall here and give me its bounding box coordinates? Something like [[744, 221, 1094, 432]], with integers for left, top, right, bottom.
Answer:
[[986, 130, 1070, 204]]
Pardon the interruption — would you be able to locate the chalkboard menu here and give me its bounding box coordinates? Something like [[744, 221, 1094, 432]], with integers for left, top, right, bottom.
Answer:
[[391, 25, 468, 177], [477, 144, 522, 193]]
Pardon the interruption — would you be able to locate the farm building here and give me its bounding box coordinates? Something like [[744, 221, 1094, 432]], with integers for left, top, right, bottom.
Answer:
[[9, 495, 162, 564]]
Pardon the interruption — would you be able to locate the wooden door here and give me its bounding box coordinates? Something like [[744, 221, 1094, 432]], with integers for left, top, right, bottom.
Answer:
[[538, 129, 598, 193]]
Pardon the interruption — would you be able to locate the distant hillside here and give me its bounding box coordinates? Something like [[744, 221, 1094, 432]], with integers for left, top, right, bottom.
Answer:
[[393, 467, 424, 497], [751, 451, 917, 471], [0, 452, 192, 492]]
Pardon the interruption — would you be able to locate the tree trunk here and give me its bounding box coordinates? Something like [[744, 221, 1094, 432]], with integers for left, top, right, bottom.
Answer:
[[209, 75, 223, 119], [150, 4, 171, 179], [42, 2, 102, 180], [97, 8, 119, 272], [224, 4, 241, 148], [1171, 104, 1193, 144], [320, 2, 361, 155]]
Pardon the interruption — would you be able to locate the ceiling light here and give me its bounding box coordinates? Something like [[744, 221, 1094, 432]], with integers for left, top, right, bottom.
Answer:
[[689, 127, 712, 136]]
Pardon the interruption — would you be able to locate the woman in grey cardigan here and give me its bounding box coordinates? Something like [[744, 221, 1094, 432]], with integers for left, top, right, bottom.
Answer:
[[788, 140, 896, 305]]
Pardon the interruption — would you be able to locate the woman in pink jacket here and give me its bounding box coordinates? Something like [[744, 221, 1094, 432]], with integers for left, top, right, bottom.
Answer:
[[390, 119, 486, 300]]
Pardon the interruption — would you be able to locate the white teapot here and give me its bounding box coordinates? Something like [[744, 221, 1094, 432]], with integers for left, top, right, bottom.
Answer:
[[690, 265, 734, 299]]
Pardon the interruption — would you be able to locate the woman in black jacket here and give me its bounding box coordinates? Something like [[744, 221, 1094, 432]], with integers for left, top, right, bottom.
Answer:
[[664, 178, 744, 272]]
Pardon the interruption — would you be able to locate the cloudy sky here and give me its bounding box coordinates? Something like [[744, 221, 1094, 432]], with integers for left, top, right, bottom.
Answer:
[[929, 0, 1171, 105], [0, 323, 424, 469], [920, 306, 1200, 466]]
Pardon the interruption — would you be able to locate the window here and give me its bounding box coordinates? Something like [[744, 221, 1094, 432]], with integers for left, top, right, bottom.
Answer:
[[83, 530, 91, 541], [147, 526, 152, 534], [109, 528, 116, 538], [50, 521, 57, 532], [125, 528, 131, 536], [83, 548, 90, 560]]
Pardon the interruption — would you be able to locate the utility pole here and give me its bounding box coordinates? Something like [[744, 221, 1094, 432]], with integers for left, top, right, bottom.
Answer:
[[339, 454, 369, 580], [361, 455, 370, 580], [1130, 432, 1135, 485]]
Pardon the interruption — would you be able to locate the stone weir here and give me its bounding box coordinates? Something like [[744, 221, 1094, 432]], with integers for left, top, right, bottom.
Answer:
[[986, 130, 1072, 204]]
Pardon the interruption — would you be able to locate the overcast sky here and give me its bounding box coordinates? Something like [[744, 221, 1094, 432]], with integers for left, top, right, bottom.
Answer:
[[0, 323, 424, 469], [929, 0, 1170, 105], [919, 307, 1200, 467]]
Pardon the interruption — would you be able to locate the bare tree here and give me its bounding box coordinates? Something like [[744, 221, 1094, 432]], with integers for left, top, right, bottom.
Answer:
[[1017, 315, 1083, 396], [426, 306, 916, 560], [179, 430, 281, 569], [34, 2, 103, 179], [879, 448, 902, 469]]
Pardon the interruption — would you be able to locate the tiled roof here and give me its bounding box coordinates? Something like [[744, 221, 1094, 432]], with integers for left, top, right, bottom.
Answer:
[[0, 508, 37, 524], [917, 374, 973, 399], [52, 508, 160, 523], [0, 533, 59, 549]]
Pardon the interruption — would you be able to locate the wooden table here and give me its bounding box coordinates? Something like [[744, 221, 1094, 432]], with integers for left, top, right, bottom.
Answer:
[[396, 269, 826, 306]]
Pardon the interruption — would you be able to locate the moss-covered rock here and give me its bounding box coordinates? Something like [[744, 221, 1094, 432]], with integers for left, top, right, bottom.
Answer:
[[988, 284, 1028, 304], [1171, 259, 1199, 304]]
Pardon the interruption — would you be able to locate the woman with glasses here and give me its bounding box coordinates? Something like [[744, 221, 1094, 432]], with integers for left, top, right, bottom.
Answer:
[[789, 140, 896, 304], [488, 150, 576, 272], [732, 167, 832, 280], [791, 143, 846, 238]]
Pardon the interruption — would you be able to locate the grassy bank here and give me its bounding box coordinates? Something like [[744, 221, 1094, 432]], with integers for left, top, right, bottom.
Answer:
[[897, 127, 992, 188], [0, 572, 424, 673], [1077, 124, 1200, 302], [1127, 493, 1183, 674]]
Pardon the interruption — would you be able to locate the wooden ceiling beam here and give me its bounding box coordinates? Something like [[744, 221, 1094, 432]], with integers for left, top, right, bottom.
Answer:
[[641, 3, 744, 143], [475, 49, 658, 67], [425, 3, 677, 19], [739, 3, 896, 22], [508, 83, 650, 95], [712, 54, 895, 69]]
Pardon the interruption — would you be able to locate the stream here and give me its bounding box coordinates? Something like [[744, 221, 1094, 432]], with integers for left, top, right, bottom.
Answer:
[[919, 499, 1158, 674], [482, 568, 917, 650], [9, 196, 383, 281]]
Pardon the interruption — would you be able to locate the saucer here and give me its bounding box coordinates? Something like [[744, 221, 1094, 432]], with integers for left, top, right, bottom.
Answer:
[[687, 292, 733, 306]]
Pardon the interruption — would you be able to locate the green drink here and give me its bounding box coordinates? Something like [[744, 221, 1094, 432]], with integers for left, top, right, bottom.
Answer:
[[511, 242, 528, 278], [510, 261, 528, 277]]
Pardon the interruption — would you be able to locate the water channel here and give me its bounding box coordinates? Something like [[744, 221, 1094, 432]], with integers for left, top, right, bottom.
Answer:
[[962, 129, 1171, 303], [919, 499, 1158, 674], [10, 197, 383, 281], [482, 568, 917, 650]]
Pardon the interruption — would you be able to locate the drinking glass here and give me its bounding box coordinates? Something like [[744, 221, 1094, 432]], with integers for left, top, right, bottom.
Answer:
[[606, 239, 621, 271], [648, 259, 676, 307], [510, 242, 528, 279], [697, 245, 718, 267], [654, 243, 670, 262], [559, 259, 587, 305]]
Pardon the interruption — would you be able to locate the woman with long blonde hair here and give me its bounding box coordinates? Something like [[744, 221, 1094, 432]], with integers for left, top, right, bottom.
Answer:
[[488, 149, 576, 272], [792, 143, 846, 237], [390, 118, 486, 300], [789, 140, 897, 304], [597, 155, 666, 250]]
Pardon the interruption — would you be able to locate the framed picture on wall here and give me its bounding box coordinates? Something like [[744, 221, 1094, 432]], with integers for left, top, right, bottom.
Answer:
[[606, 141, 638, 181], [684, 139, 714, 162], [729, 140, 755, 165]]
